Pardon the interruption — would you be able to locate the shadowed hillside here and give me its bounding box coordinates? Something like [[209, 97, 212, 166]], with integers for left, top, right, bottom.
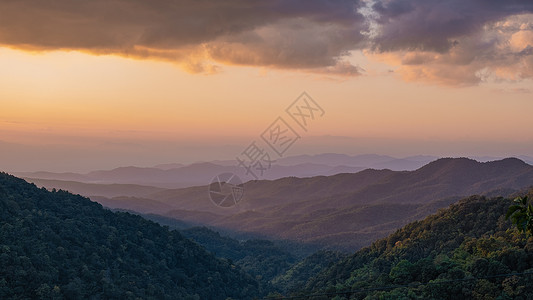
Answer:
[[23, 158, 533, 251], [0, 172, 260, 299], [148, 158, 533, 250]]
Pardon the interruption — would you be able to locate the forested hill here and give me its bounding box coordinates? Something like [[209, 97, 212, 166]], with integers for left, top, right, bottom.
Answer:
[[0, 172, 260, 299], [293, 191, 533, 299]]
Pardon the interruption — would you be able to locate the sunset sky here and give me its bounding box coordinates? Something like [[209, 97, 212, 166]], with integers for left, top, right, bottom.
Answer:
[[1, 0, 533, 172]]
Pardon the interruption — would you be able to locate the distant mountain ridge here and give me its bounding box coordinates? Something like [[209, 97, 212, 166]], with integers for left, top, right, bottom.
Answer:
[[27, 157, 533, 251], [18, 154, 533, 190], [16, 153, 443, 188]]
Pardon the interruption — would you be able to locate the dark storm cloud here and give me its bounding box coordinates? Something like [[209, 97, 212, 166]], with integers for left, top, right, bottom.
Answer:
[[372, 0, 533, 52], [365, 0, 533, 85], [0, 0, 366, 74], [0, 0, 532, 82]]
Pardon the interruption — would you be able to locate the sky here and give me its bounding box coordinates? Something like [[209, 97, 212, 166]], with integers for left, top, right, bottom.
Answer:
[[1, 0, 533, 172]]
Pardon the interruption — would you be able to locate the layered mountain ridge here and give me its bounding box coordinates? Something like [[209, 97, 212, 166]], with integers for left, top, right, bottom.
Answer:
[[23, 157, 533, 250]]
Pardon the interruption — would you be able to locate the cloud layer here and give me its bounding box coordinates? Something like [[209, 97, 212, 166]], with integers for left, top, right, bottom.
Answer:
[[1, 0, 533, 84], [0, 0, 366, 75], [370, 0, 533, 85]]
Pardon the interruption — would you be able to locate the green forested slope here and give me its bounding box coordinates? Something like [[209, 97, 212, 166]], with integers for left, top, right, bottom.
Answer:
[[182, 227, 297, 284], [292, 192, 533, 299], [271, 250, 348, 295], [0, 172, 260, 299]]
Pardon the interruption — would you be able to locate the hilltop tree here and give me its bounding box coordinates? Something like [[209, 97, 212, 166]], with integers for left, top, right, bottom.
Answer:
[[506, 196, 533, 235]]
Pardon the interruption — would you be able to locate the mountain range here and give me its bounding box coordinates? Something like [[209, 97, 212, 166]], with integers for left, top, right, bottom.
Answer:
[[22, 157, 533, 251], [3, 169, 533, 299], [14, 154, 443, 189]]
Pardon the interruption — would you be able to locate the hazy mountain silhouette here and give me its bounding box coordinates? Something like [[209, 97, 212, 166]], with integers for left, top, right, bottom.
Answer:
[[17, 153, 439, 189], [152, 162, 185, 169], [24, 178, 165, 198], [43, 157, 533, 251], [276, 153, 438, 170]]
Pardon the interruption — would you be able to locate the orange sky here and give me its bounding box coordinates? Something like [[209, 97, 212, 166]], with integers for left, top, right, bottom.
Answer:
[[1, 47, 533, 172], [2, 47, 532, 140], [1, 1, 533, 172]]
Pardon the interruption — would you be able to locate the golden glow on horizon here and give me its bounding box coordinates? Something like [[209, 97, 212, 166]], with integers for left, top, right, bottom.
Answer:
[[1, 47, 533, 148]]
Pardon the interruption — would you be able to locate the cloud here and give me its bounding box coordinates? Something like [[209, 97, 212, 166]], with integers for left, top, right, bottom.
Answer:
[[367, 0, 533, 85], [205, 18, 365, 75], [371, 0, 533, 52], [0, 0, 366, 75], [1, 0, 532, 84]]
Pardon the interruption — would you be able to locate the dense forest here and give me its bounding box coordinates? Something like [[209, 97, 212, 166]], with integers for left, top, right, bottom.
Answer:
[[182, 227, 296, 284], [2, 170, 533, 299], [288, 192, 533, 299], [178, 190, 533, 299], [0, 172, 260, 299]]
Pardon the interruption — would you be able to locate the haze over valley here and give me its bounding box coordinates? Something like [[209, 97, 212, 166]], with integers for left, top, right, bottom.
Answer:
[[21, 156, 533, 251]]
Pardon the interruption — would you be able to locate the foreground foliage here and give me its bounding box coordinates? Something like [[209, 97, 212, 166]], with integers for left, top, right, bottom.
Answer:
[[294, 192, 533, 299], [0, 172, 260, 299], [507, 196, 533, 236]]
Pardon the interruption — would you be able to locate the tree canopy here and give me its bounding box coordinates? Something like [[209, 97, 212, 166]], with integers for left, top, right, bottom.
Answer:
[[0, 172, 260, 299], [290, 192, 533, 299]]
